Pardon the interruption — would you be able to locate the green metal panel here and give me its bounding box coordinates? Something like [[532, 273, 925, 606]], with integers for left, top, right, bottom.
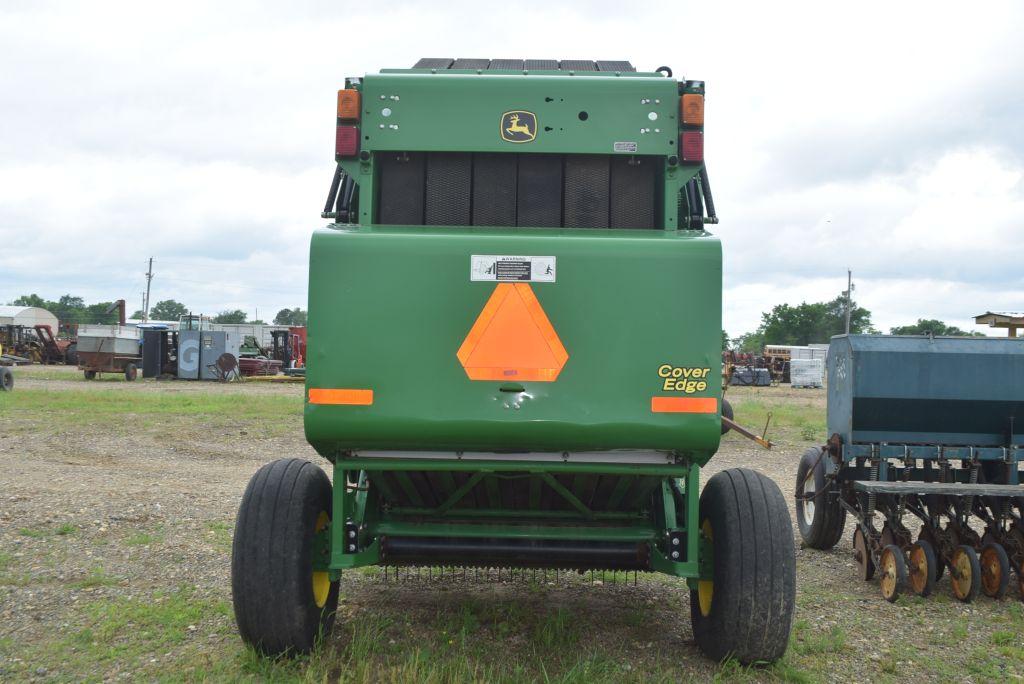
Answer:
[[305, 225, 722, 462], [361, 73, 681, 156]]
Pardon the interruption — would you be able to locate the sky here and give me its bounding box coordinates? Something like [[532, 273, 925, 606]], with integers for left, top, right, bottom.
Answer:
[[1, 0, 1022, 336]]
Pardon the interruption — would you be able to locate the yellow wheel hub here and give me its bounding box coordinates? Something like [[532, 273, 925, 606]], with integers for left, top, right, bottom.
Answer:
[[698, 519, 714, 617], [312, 511, 331, 608]]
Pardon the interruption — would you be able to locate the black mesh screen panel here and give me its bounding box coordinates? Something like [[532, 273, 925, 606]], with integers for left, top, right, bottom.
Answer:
[[425, 153, 472, 225], [451, 58, 491, 69], [472, 153, 518, 226], [610, 156, 656, 229], [377, 152, 425, 225], [564, 155, 610, 228], [516, 154, 563, 227]]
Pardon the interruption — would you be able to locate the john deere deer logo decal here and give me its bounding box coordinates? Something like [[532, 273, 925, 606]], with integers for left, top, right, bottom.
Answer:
[[501, 111, 537, 143]]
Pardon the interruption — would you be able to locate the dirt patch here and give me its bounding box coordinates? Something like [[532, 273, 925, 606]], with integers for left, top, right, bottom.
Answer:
[[1, 375, 1022, 682]]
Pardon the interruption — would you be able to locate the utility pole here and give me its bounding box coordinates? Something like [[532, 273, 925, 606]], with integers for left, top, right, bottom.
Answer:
[[143, 257, 154, 322], [844, 269, 854, 334]]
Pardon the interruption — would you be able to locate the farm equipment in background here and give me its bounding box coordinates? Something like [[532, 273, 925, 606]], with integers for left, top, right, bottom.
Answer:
[[270, 328, 305, 373], [77, 300, 142, 381], [231, 58, 795, 665], [0, 324, 78, 366], [797, 335, 1024, 603]]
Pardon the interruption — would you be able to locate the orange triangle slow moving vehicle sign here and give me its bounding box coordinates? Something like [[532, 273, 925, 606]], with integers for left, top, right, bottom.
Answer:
[[457, 283, 568, 382]]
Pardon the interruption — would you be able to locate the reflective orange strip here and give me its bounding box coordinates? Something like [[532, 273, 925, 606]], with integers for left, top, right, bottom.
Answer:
[[308, 388, 373, 405], [651, 396, 718, 414]]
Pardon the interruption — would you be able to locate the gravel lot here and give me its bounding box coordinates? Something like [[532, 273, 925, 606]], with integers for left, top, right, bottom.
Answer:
[[1, 367, 1022, 682]]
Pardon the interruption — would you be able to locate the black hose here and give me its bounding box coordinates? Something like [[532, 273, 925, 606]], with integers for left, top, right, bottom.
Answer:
[[323, 163, 343, 214], [699, 166, 717, 221]]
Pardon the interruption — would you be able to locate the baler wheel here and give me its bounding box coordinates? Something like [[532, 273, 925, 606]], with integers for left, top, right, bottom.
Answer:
[[690, 468, 795, 665], [795, 447, 845, 550], [231, 458, 339, 656], [853, 527, 875, 581], [950, 545, 981, 603], [980, 542, 1010, 599], [720, 398, 733, 435], [0, 367, 13, 391], [879, 545, 907, 602], [124, 363, 138, 382], [908, 540, 937, 597]]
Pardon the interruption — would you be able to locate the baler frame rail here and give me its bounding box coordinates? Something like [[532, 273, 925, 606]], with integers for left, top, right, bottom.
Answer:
[[324, 460, 705, 582]]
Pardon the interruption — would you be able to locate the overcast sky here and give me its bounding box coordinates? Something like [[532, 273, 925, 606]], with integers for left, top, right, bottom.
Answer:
[[2, 1, 1022, 336]]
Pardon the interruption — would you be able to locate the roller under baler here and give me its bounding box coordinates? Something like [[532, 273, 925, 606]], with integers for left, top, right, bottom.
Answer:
[[231, 58, 796, 665]]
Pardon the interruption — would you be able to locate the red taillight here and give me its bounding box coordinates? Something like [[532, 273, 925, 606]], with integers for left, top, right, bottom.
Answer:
[[335, 125, 359, 158], [681, 131, 703, 162]]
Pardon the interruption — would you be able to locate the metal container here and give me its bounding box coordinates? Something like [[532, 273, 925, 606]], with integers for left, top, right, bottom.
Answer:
[[178, 330, 240, 380], [790, 358, 823, 388], [827, 334, 1024, 447], [76, 325, 139, 356]]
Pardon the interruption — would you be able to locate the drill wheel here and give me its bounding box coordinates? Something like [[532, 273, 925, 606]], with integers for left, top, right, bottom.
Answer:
[[980, 542, 1010, 599]]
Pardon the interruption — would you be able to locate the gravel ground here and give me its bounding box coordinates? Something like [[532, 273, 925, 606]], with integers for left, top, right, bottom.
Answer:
[[1, 367, 1022, 682]]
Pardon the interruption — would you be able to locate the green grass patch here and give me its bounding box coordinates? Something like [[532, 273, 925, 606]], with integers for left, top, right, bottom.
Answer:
[[70, 567, 118, 589], [205, 521, 233, 551], [0, 387, 300, 421], [724, 391, 824, 446], [993, 630, 1017, 646]]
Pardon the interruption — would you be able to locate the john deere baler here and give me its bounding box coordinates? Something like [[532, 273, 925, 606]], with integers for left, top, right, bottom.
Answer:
[[232, 58, 795, 664]]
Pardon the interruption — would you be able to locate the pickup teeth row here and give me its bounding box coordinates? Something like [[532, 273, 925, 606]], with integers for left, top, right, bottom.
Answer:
[[377, 565, 643, 584]]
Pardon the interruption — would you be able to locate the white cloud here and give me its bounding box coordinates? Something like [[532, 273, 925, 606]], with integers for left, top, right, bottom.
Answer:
[[2, 0, 1023, 333]]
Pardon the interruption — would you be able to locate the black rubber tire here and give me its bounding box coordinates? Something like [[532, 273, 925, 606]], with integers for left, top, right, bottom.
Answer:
[[720, 398, 734, 435], [951, 545, 982, 603], [795, 448, 846, 550], [124, 363, 138, 381], [690, 468, 796, 665], [0, 367, 13, 392], [980, 542, 1010, 599], [84, 370, 97, 380], [232, 458, 340, 656], [64, 343, 78, 366], [908, 540, 937, 597], [879, 544, 908, 603]]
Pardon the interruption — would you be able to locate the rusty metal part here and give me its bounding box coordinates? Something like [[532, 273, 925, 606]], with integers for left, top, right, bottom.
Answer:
[[854, 526, 875, 581], [951, 545, 981, 602], [720, 415, 772, 449], [826, 433, 843, 459], [980, 542, 1010, 599], [918, 526, 947, 583], [879, 545, 907, 602], [908, 540, 937, 597]]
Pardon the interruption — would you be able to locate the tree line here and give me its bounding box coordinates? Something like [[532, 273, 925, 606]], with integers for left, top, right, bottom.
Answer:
[[724, 292, 983, 351], [6, 294, 307, 327]]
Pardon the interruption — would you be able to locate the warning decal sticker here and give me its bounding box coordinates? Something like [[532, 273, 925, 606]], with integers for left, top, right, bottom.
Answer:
[[471, 255, 556, 283]]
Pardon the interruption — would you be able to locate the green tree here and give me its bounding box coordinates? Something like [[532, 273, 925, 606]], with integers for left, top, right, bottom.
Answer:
[[149, 299, 189, 321], [759, 293, 873, 346], [273, 308, 307, 326], [721, 329, 730, 350], [131, 310, 145, 319], [11, 294, 47, 308], [890, 319, 983, 336], [735, 330, 765, 354], [213, 309, 248, 324]]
